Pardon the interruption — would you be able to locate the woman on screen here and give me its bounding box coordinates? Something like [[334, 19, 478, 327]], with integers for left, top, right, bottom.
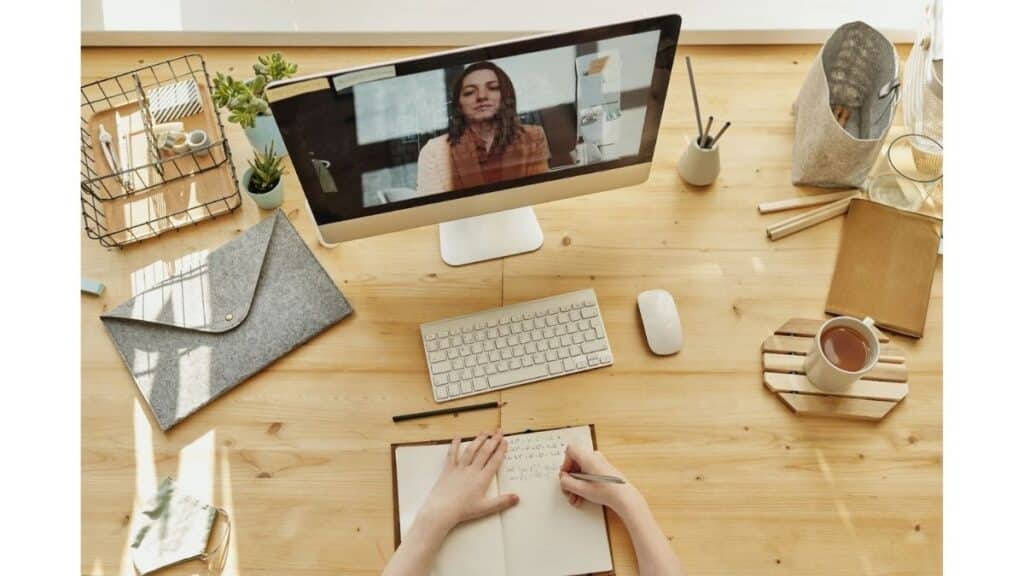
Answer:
[[416, 61, 551, 195]]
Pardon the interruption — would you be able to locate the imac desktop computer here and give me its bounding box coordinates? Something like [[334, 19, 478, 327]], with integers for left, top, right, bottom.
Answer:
[[266, 14, 680, 266]]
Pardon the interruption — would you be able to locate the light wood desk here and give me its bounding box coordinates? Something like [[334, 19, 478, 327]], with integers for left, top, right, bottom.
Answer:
[[81, 45, 941, 576]]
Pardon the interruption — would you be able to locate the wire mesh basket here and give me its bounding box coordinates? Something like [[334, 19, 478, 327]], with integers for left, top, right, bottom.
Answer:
[[81, 54, 241, 247]]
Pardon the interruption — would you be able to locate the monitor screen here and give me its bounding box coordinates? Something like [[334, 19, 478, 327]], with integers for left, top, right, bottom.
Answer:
[[268, 15, 680, 226]]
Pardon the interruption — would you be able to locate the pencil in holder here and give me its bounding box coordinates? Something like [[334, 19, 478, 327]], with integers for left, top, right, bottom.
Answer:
[[677, 138, 720, 187]]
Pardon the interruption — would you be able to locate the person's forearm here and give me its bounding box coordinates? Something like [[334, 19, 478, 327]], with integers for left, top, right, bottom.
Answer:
[[616, 495, 684, 576], [381, 513, 453, 576]]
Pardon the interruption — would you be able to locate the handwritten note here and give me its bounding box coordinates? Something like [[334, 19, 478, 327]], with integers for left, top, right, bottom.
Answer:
[[501, 430, 570, 483]]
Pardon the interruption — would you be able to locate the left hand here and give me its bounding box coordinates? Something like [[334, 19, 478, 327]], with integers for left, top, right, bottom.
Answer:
[[417, 430, 519, 533]]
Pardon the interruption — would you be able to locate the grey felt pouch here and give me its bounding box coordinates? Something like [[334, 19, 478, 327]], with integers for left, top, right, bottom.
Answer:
[[102, 210, 353, 431], [792, 21, 900, 188]]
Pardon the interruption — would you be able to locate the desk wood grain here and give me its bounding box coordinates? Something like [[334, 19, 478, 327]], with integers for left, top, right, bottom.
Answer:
[[81, 44, 940, 576]]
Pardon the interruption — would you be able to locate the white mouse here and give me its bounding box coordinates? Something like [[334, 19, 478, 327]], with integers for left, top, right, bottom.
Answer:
[[637, 289, 682, 355]]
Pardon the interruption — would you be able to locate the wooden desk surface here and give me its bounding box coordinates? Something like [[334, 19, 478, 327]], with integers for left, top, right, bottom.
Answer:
[[81, 45, 941, 576]]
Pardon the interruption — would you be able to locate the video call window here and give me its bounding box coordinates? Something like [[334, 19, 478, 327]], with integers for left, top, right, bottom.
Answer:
[[351, 30, 661, 208]]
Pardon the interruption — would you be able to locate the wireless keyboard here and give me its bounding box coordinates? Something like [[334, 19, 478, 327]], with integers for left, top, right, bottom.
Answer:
[[419, 289, 614, 402]]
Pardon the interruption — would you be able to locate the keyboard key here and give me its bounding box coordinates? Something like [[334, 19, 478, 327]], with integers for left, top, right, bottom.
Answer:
[[473, 366, 485, 377], [546, 350, 557, 362], [548, 307, 559, 315], [570, 310, 581, 321], [543, 327, 555, 338], [560, 304, 571, 312], [558, 348, 570, 359], [523, 319, 535, 330], [473, 378, 487, 391], [512, 313, 523, 322], [496, 337, 508, 348], [511, 323, 522, 334], [462, 326, 473, 334], [436, 386, 447, 399], [429, 351, 446, 363], [501, 349, 512, 360], [488, 351, 500, 362], [572, 301, 583, 309], [513, 345, 524, 357], [474, 322, 485, 330], [578, 320, 589, 332], [425, 332, 437, 341], [431, 360, 452, 374], [507, 334, 519, 346], [595, 325, 605, 338], [558, 312, 570, 324], [447, 349, 458, 360], [439, 339, 450, 350], [561, 335, 573, 346], [426, 340, 439, 352], [499, 316, 510, 325], [572, 333, 585, 344], [434, 372, 448, 386], [484, 341, 496, 352], [450, 370, 461, 382], [452, 358, 464, 370], [510, 358, 522, 370], [460, 346, 471, 356], [537, 340, 549, 352], [525, 342, 537, 354], [520, 332, 532, 343], [489, 364, 550, 388], [581, 307, 597, 319], [472, 343, 483, 354], [562, 358, 574, 371], [584, 329, 596, 341], [574, 356, 587, 369], [546, 316, 558, 327], [487, 319, 498, 328], [476, 353, 488, 364], [581, 340, 608, 354], [462, 369, 472, 381], [439, 329, 449, 337], [570, 344, 582, 356], [567, 323, 578, 334], [599, 351, 612, 364], [447, 383, 459, 397], [461, 381, 472, 395], [499, 325, 510, 337], [498, 360, 509, 372], [466, 356, 477, 368], [588, 354, 600, 366], [555, 325, 567, 336], [523, 355, 534, 366], [485, 364, 497, 375], [487, 328, 498, 339], [547, 361, 563, 374], [533, 353, 545, 365]]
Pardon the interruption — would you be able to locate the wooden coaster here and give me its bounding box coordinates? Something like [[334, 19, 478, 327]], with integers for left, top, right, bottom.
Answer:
[[762, 318, 908, 421]]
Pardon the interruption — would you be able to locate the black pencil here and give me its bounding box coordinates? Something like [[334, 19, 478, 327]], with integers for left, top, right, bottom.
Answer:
[[685, 56, 704, 143], [393, 401, 506, 422]]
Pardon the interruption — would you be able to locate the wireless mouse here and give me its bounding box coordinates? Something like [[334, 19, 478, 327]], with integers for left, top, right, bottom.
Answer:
[[637, 289, 682, 355]]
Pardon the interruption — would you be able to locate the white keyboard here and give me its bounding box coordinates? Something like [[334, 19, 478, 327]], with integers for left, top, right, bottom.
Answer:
[[420, 289, 614, 402]]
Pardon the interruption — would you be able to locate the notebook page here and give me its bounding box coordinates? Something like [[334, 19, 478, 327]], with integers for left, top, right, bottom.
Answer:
[[395, 442, 506, 576], [498, 426, 613, 576]]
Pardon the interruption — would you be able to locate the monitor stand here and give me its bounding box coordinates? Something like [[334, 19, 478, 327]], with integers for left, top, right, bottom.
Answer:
[[439, 206, 544, 266]]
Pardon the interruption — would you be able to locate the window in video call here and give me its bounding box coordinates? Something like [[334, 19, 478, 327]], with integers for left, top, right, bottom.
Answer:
[[271, 18, 678, 225]]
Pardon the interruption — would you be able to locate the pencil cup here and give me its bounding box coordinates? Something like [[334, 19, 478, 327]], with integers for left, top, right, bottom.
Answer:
[[677, 138, 720, 187]]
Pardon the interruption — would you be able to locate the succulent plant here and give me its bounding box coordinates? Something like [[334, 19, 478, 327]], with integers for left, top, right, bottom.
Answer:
[[211, 53, 298, 128], [247, 143, 286, 194]]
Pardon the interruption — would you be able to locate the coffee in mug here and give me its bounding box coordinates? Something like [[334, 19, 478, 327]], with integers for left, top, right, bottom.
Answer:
[[803, 316, 880, 392]]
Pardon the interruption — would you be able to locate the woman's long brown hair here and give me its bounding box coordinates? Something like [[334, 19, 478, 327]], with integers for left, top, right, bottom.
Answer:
[[447, 61, 522, 156]]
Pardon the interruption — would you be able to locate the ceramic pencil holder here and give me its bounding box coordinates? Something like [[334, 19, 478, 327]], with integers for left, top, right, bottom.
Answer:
[[677, 138, 720, 187]]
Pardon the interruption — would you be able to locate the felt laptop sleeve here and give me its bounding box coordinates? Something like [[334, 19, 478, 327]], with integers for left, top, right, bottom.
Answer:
[[102, 210, 353, 430]]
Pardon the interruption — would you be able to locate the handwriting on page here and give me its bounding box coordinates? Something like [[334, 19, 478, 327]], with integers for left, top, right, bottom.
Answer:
[[503, 433, 568, 482]]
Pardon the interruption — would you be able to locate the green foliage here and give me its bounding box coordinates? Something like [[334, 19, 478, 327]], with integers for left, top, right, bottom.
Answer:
[[211, 53, 298, 128], [252, 52, 298, 97], [247, 143, 286, 194]]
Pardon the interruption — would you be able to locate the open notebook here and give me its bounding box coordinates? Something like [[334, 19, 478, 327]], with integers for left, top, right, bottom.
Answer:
[[391, 425, 614, 576]]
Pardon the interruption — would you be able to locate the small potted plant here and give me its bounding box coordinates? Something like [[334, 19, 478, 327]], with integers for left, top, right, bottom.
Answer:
[[242, 143, 286, 210], [212, 52, 297, 153]]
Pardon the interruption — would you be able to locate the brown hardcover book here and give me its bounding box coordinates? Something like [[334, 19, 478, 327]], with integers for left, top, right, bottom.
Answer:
[[390, 424, 614, 576], [826, 198, 942, 338]]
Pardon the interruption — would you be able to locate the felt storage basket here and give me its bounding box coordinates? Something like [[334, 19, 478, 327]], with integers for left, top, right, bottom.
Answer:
[[792, 21, 899, 188]]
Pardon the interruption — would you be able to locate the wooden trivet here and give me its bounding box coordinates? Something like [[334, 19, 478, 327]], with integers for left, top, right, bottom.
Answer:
[[762, 318, 908, 421]]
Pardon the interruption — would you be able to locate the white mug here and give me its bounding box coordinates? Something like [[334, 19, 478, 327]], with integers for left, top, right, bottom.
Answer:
[[803, 316, 880, 392]]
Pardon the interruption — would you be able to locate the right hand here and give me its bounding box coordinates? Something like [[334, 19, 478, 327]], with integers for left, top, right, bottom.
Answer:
[[559, 443, 644, 515]]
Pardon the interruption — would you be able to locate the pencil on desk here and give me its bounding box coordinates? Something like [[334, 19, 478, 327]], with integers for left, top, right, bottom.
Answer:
[[392, 401, 506, 422], [569, 472, 626, 484]]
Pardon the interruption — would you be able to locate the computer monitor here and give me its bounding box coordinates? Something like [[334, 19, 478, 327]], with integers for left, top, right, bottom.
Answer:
[[266, 14, 680, 265]]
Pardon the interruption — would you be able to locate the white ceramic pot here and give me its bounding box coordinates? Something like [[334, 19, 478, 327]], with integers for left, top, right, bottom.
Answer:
[[244, 114, 287, 156], [242, 167, 284, 210], [677, 139, 720, 187]]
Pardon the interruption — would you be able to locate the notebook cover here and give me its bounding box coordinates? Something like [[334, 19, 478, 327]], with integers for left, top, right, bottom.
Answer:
[[826, 198, 941, 338], [390, 424, 614, 576]]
